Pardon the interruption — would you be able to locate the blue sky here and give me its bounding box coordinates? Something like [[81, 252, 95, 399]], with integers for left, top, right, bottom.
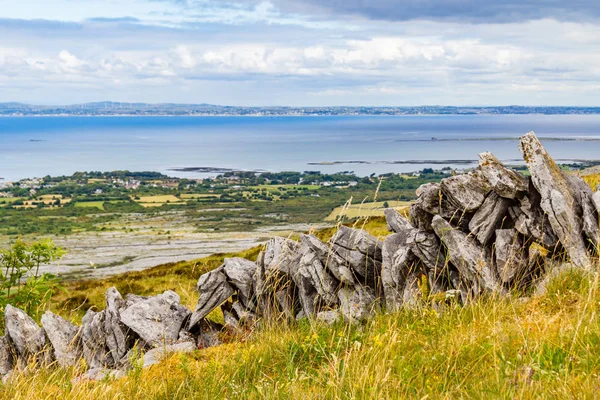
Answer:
[[2, 0, 599, 106]]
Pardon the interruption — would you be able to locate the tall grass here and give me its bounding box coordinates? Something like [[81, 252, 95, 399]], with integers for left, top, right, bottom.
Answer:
[[3, 266, 600, 399]]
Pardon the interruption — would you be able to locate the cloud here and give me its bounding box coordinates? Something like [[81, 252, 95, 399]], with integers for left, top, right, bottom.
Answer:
[[233, 0, 600, 23]]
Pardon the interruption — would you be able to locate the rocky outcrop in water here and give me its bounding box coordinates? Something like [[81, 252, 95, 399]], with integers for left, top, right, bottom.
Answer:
[[2, 131, 599, 382]]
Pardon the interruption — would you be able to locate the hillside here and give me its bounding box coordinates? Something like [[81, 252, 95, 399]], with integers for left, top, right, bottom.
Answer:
[[2, 131, 600, 399]]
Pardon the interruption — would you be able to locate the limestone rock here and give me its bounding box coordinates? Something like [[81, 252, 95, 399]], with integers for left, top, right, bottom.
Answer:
[[468, 192, 511, 245], [82, 309, 113, 369], [222, 258, 258, 309], [41, 311, 82, 368], [338, 286, 378, 323], [292, 245, 339, 316], [301, 234, 355, 285], [4, 305, 46, 361], [567, 175, 599, 247], [142, 342, 196, 368], [259, 237, 301, 276], [120, 291, 191, 346], [331, 226, 383, 261], [495, 229, 527, 284], [381, 231, 416, 310], [478, 152, 527, 199], [431, 216, 501, 295], [384, 208, 412, 233], [189, 268, 234, 330], [407, 230, 446, 275], [519, 131, 590, 267], [593, 191, 600, 214], [0, 335, 13, 376], [508, 183, 558, 248], [104, 287, 132, 365], [440, 170, 491, 212], [332, 244, 382, 287], [409, 203, 434, 231]]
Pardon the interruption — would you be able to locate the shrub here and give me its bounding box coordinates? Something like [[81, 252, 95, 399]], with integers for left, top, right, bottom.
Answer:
[[0, 238, 65, 327]]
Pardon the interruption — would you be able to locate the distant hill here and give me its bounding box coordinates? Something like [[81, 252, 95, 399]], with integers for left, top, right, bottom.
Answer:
[[1, 102, 600, 116]]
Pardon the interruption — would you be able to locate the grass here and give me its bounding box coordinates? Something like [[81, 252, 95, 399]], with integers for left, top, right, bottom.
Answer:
[[326, 200, 412, 221], [4, 266, 600, 399], [179, 194, 221, 199], [74, 201, 105, 210], [0, 197, 21, 204], [134, 195, 183, 204]]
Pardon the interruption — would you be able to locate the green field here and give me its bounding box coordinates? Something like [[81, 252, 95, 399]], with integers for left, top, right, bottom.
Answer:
[[0, 197, 21, 205], [251, 184, 320, 190], [180, 193, 221, 199], [74, 201, 106, 210]]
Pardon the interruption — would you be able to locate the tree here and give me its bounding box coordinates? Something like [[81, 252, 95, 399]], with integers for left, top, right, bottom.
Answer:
[[383, 201, 389, 208]]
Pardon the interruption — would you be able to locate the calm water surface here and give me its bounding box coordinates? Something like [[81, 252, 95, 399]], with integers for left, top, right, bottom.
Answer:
[[1, 115, 600, 181]]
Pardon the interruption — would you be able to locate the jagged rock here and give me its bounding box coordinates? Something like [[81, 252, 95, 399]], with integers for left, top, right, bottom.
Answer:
[[407, 230, 446, 275], [189, 268, 234, 330], [495, 229, 527, 284], [412, 183, 473, 231], [478, 152, 527, 199], [4, 305, 47, 361], [440, 169, 491, 212], [253, 237, 300, 317], [104, 287, 132, 365], [508, 182, 558, 248], [431, 216, 501, 295], [0, 335, 13, 376], [223, 310, 240, 331], [519, 131, 590, 267], [82, 309, 113, 369], [259, 237, 301, 276], [409, 203, 434, 231], [142, 341, 196, 368], [384, 208, 412, 233], [338, 286, 378, 323], [41, 311, 82, 368], [331, 226, 383, 261], [301, 234, 355, 285], [381, 230, 416, 310], [468, 192, 511, 245], [120, 290, 191, 346], [332, 244, 381, 287], [567, 175, 599, 247], [316, 310, 341, 325], [222, 258, 258, 309], [292, 244, 339, 316], [125, 294, 148, 308]]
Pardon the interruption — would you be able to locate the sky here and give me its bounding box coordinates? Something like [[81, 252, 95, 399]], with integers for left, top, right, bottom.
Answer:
[[1, 0, 600, 106]]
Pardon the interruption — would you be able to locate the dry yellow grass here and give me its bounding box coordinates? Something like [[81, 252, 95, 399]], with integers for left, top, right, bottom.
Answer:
[[326, 200, 411, 221]]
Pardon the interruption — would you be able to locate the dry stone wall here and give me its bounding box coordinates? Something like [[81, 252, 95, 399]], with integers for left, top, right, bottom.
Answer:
[[1, 131, 599, 382]]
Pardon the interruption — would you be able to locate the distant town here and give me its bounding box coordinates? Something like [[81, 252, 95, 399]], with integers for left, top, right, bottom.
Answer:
[[1, 102, 600, 117]]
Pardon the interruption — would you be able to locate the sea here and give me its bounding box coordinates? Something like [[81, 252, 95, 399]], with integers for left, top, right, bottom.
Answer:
[[2, 114, 600, 181]]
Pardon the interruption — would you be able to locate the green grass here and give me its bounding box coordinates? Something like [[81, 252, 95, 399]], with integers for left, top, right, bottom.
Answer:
[[74, 201, 105, 210], [0, 197, 21, 204]]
